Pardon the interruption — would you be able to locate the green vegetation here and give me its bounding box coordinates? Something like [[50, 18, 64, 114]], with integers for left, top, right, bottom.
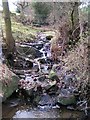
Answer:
[[33, 2, 51, 25], [1, 13, 55, 43]]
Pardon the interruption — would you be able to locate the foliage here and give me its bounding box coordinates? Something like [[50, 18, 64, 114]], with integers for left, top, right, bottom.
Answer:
[[81, 5, 90, 14], [1, 13, 55, 43], [33, 2, 51, 25]]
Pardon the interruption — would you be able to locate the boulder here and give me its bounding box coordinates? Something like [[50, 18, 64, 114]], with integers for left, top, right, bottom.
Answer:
[[16, 44, 43, 58], [1, 63, 20, 101], [38, 58, 46, 64], [46, 84, 58, 95], [46, 35, 53, 40], [57, 89, 76, 105], [14, 57, 33, 69], [64, 74, 77, 87], [38, 75, 46, 82], [43, 80, 58, 95], [38, 94, 56, 106], [41, 65, 49, 74]]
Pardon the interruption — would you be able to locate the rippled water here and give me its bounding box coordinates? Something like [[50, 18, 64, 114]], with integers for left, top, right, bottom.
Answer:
[[2, 97, 84, 119]]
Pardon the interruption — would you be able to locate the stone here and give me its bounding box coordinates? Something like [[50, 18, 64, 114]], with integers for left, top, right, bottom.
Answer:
[[38, 94, 56, 106], [38, 75, 46, 82], [32, 43, 43, 50], [2, 75, 20, 101], [16, 44, 43, 58], [57, 89, 76, 105], [48, 70, 59, 81], [33, 63, 39, 72], [46, 35, 53, 40], [13, 69, 26, 75], [64, 74, 77, 87], [45, 84, 58, 95], [14, 57, 33, 69], [41, 65, 49, 74], [38, 58, 46, 64]]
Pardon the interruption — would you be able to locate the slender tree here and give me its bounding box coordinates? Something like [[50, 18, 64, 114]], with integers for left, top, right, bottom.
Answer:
[[70, 2, 80, 41], [2, 0, 15, 53]]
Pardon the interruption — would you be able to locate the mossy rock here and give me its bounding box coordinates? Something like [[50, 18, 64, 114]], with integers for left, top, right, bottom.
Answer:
[[48, 70, 59, 81], [58, 95, 76, 106], [2, 75, 19, 101]]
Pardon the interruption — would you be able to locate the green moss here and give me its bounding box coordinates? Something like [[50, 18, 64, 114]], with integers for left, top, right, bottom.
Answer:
[[2, 75, 19, 101], [58, 95, 76, 105]]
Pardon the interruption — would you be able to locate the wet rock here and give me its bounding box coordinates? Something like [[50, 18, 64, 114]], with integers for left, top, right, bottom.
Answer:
[[33, 64, 39, 72], [67, 106, 76, 110], [32, 86, 43, 106], [46, 84, 58, 95], [32, 43, 43, 50], [25, 60, 33, 68], [16, 44, 42, 58], [18, 88, 34, 103], [46, 58, 54, 64], [19, 84, 43, 105], [8, 99, 21, 107], [14, 59, 23, 69], [49, 70, 59, 82], [47, 64, 52, 70], [38, 75, 46, 82], [19, 75, 26, 79], [57, 89, 76, 106], [44, 43, 50, 50], [34, 23, 41, 27], [38, 94, 56, 106]]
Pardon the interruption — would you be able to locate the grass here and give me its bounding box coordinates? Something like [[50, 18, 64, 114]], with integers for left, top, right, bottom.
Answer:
[[0, 13, 55, 42]]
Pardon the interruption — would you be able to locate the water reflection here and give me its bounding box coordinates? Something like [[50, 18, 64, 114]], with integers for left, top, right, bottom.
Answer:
[[13, 107, 83, 119]]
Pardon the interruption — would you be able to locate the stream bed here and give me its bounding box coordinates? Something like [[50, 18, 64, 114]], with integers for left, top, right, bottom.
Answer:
[[2, 96, 84, 119], [2, 32, 89, 119]]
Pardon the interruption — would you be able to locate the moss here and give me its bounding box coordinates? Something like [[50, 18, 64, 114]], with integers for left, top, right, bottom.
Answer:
[[2, 75, 20, 101]]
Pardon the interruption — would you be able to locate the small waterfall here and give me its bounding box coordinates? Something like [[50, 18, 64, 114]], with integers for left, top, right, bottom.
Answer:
[[34, 59, 41, 73]]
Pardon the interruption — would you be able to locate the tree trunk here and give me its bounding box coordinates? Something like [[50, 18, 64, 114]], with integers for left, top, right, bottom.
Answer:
[[70, 2, 80, 41], [2, 0, 15, 53]]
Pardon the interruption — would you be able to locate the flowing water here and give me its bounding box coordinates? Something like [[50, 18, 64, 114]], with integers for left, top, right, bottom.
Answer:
[[2, 33, 88, 119], [2, 97, 84, 119]]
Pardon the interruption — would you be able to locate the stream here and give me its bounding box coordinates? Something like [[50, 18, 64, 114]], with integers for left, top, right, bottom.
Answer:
[[2, 32, 89, 119]]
